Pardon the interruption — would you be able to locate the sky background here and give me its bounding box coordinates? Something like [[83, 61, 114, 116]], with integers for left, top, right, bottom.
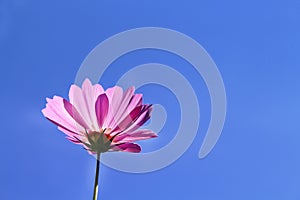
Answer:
[[1, 0, 300, 199]]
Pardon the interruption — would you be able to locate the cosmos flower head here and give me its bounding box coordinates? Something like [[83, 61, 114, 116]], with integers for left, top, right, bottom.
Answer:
[[42, 79, 157, 154]]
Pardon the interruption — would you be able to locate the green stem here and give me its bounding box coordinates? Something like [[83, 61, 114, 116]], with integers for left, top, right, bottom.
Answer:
[[93, 153, 100, 200]]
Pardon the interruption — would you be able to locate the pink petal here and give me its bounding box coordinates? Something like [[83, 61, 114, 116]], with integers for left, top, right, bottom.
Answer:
[[82, 79, 104, 129], [95, 94, 109, 128], [42, 96, 85, 134], [112, 86, 135, 123], [112, 143, 141, 153], [58, 127, 79, 139], [127, 94, 143, 111], [113, 129, 157, 143], [63, 99, 89, 129], [66, 136, 82, 144], [68, 79, 104, 131], [68, 85, 93, 130], [104, 86, 123, 128]]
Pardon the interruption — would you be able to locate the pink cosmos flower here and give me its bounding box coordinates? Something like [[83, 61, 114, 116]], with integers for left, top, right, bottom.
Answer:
[[42, 79, 157, 154]]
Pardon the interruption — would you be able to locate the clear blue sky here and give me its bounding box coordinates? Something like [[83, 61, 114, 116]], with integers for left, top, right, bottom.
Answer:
[[1, 0, 299, 199]]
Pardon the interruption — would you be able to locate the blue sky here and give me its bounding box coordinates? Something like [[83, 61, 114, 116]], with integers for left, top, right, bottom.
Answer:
[[1, 0, 300, 199]]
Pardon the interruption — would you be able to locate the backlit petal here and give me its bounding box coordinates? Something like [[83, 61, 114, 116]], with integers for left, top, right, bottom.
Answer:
[[113, 129, 157, 143], [95, 94, 109, 128], [42, 96, 84, 134], [111, 143, 141, 153]]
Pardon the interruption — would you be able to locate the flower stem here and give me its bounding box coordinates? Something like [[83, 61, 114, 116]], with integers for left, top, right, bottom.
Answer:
[[93, 153, 100, 200]]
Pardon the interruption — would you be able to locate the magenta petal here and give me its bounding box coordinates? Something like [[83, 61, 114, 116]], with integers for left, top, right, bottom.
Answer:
[[118, 105, 152, 133], [111, 105, 143, 131], [118, 94, 143, 122], [134, 105, 152, 126], [111, 104, 152, 133], [129, 106, 152, 132], [112, 143, 141, 153], [95, 94, 109, 128]]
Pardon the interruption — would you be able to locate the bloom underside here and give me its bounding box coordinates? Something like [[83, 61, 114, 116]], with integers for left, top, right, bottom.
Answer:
[[42, 79, 157, 154]]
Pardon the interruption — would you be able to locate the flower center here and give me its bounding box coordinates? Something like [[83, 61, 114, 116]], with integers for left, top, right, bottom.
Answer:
[[86, 129, 112, 153]]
